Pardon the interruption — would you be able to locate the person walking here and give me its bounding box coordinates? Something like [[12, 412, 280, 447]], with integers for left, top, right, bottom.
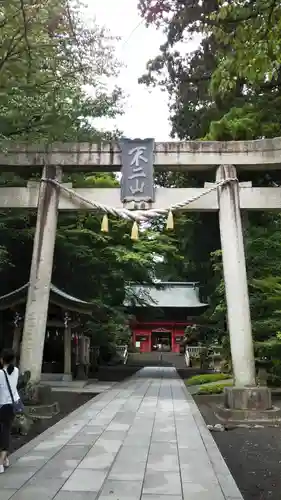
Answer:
[[0, 349, 19, 474]]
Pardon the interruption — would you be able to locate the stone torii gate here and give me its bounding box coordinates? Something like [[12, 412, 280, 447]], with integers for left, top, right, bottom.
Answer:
[[1, 137, 281, 415]]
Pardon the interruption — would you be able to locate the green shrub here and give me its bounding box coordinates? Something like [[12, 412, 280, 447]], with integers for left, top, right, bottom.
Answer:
[[198, 381, 233, 395], [186, 373, 230, 386]]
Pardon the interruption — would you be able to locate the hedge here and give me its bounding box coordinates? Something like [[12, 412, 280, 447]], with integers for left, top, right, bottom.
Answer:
[[186, 373, 231, 386], [198, 381, 233, 395]]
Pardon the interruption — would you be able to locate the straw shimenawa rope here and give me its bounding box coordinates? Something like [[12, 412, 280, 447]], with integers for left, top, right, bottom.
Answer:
[[41, 177, 237, 239]]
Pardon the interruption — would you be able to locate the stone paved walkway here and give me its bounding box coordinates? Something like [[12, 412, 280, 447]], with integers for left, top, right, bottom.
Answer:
[[0, 367, 243, 499]]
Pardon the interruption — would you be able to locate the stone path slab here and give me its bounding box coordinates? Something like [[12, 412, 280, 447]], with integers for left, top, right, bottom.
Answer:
[[0, 367, 244, 499]]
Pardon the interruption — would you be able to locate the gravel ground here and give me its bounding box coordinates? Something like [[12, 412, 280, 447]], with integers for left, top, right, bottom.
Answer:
[[194, 394, 281, 500], [10, 391, 95, 453]]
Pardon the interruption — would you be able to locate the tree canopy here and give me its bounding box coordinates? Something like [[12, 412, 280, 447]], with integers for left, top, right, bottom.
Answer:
[[0, 0, 122, 143]]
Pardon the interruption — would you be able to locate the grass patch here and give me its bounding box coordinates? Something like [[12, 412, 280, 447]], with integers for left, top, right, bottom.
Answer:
[[186, 373, 231, 386], [198, 381, 233, 395]]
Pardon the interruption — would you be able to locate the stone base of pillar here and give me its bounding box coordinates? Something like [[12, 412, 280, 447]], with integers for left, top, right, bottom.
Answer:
[[224, 386, 272, 410], [215, 386, 281, 424]]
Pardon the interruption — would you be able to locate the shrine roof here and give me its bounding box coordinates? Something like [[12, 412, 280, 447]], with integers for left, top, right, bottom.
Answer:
[[124, 282, 208, 309], [0, 283, 94, 315]]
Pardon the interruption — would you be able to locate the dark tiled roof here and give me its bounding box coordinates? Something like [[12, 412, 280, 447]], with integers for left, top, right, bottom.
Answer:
[[0, 283, 94, 315], [124, 282, 208, 309]]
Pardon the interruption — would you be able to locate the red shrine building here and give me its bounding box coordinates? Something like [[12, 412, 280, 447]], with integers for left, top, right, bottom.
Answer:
[[125, 282, 208, 353]]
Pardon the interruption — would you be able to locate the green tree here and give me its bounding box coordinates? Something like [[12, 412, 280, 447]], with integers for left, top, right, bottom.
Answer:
[[210, 0, 281, 94], [138, 0, 244, 139], [0, 0, 123, 143]]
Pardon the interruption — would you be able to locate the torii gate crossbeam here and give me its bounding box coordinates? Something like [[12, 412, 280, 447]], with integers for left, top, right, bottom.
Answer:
[[0, 137, 281, 170]]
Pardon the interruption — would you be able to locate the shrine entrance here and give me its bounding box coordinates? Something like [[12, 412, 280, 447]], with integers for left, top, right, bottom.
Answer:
[[1, 136, 280, 417], [125, 282, 207, 354], [151, 330, 172, 351]]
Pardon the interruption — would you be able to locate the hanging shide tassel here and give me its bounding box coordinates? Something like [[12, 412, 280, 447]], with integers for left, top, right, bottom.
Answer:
[[166, 210, 174, 230], [131, 221, 139, 240], [101, 213, 109, 232]]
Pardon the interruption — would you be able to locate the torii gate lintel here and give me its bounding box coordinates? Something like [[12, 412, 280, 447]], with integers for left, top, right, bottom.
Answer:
[[0, 136, 281, 171]]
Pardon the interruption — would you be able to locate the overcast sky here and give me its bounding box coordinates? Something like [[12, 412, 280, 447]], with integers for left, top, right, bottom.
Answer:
[[86, 0, 170, 140], [86, 0, 197, 141]]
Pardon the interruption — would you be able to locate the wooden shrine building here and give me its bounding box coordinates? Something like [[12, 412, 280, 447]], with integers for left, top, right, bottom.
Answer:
[[0, 283, 94, 379], [125, 282, 208, 353]]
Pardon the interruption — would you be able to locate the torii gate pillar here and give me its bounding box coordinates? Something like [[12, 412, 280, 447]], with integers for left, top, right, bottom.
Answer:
[[216, 165, 271, 413], [20, 165, 62, 383]]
